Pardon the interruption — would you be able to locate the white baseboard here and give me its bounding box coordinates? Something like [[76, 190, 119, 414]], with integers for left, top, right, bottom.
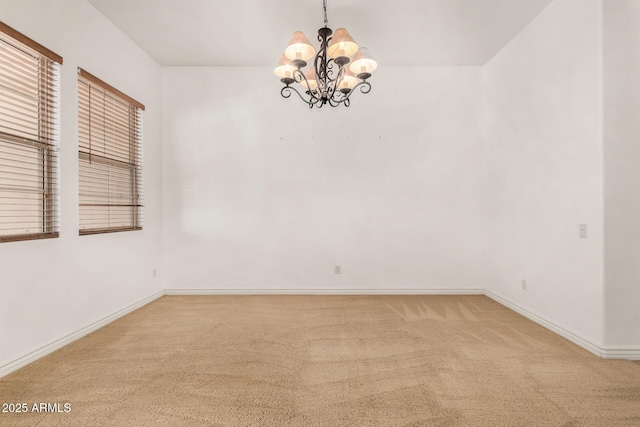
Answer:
[[0, 291, 165, 378], [164, 288, 485, 296], [3, 288, 639, 378], [484, 290, 640, 360], [599, 348, 640, 360]]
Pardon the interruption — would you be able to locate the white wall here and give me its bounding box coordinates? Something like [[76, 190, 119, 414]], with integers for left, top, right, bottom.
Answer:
[[0, 0, 163, 369], [162, 66, 486, 292], [603, 0, 640, 347], [483, 0, 604, 344], [4, 0, 638, 369]]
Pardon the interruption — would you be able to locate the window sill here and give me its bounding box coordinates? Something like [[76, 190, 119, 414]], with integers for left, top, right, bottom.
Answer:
[[79, 227, 142, 236], [0, 232, 59, 243]]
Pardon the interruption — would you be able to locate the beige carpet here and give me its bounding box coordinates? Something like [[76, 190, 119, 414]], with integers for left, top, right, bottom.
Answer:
[[1, 295, 639, 426]]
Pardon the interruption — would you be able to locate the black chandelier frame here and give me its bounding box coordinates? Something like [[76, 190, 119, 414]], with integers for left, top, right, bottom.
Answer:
[[279, 1, 373, 109]]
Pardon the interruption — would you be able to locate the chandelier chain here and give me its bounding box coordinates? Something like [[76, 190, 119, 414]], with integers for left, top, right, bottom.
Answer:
[[323, 0, 329, 27]]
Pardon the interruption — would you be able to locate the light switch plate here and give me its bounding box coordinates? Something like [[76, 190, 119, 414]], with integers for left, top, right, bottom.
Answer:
[[579, 224, 588, 239]]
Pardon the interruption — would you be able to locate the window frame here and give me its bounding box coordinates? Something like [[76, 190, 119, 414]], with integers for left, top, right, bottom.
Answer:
[[0, 21, 62, 243], [77, 68, 144, 236]]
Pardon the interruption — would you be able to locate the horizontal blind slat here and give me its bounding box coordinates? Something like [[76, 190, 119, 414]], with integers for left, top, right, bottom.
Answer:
[[78, 72, 143, 234], [0, 25, 59, 242]]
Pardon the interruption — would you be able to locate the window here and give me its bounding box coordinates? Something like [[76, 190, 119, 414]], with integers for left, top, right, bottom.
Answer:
[[0, 22, 61, 243], [77, 68, 144, 235]]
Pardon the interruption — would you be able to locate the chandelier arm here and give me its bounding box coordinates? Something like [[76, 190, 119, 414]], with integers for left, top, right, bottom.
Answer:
[[310, 94, 324, 105], [328, 92, 349, 108], [330, 89, 348, 105], [293, 69, 322, 102], [327, 81, 372, 107], [281, 85, 312, 105], [328, 96, 342, 108], [352, 80, 372, 95], [281, 78, 325, 108], [341, 81, 372, 100]]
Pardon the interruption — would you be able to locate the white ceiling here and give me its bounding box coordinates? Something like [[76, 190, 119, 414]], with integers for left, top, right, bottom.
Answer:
[[87, 0, 554, 67]]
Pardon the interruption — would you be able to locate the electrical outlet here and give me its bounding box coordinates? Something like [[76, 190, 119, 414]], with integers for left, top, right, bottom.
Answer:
[[335, 265, 341, 275], [522, 279, 527, 291]]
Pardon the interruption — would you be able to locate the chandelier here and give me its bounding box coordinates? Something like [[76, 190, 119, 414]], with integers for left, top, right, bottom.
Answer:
[[274, 0, 378, 108]]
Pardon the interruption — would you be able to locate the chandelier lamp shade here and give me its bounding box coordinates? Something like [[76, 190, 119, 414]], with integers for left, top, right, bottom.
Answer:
[[275, 0, 378, 108]]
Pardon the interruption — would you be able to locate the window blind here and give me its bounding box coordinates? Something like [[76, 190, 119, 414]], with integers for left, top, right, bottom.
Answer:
[[78, 68, 144, 235], [0, 22, 61, 243]]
